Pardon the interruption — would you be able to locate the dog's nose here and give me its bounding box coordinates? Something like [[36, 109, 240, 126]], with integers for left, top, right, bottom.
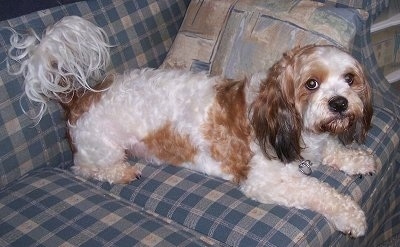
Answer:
[[328, 96, 348, 113]]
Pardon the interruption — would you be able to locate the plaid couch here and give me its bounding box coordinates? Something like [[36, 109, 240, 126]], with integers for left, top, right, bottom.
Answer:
[[0, 0, 399, 246]]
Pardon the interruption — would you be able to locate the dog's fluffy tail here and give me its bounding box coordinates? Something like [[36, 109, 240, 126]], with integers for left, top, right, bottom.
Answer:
[[7, 16, 111, 121]]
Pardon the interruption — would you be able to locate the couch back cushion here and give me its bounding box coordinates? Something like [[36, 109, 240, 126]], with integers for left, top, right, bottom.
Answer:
[[0, 0, 189, 187], [162, 0, 369, 78]]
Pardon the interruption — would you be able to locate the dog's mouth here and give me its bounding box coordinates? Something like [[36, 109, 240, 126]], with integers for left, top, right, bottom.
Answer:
[[318, 113, 355, 134]]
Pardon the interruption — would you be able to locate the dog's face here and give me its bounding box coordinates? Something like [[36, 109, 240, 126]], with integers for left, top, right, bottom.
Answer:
[[251, 45, 372, 162], [292, 46, 372, 138]]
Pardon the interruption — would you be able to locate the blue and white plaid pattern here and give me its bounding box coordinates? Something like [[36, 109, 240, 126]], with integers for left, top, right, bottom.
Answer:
[[0, 168, 216, 246], [0, 0, 399, 246]]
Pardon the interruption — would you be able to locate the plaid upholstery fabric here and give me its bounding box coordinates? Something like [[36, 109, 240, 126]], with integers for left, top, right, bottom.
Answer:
[[1, 160, 399, 246], [93, 163, 336, 246], [3, 150, 393, 246], [362, 154, 400, 246], [0, 0, 189, 187], [94, 152, 400, 246], [313, 0, 390, 20], [0, 168, 216, 246]]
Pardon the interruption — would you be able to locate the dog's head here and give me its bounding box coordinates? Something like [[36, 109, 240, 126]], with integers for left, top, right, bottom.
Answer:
[[251, 45, 372, 163]]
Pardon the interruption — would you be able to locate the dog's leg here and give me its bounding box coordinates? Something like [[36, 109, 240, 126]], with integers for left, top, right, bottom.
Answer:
[[72, 135, 141, 184], [241, 153, 367, 237], [322, 138, 378, 176]]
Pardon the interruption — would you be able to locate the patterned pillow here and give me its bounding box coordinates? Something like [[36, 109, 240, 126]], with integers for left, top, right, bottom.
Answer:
[[162, 0, 369, 79]]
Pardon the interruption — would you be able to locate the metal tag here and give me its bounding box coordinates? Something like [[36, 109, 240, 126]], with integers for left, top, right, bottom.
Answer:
[[299, 160, 312, 175]]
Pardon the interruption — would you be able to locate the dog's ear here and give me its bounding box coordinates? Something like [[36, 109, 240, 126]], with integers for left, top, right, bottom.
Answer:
[[250, 51, 303, 163], [339, 68, 373, 144]]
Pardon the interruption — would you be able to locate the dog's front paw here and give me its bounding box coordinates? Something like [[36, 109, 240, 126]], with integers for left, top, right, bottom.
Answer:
[[328, 199, 367, 237], [324, 149, 378, 176], [346, 149, 378, 176]]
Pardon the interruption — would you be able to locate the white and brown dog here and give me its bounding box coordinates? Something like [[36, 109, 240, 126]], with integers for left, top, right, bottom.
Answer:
[[8, 16, 377, 237]]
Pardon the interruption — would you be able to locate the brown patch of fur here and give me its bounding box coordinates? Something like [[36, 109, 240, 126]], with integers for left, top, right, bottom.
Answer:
[[203, 79, 252, 183], [142, 122, 198, 165], [61, 75, 114, 125], [60, 75, 114, 151]]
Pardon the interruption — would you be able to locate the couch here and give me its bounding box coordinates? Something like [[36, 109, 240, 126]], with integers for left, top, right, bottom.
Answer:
[[0, 0, 399, 246]]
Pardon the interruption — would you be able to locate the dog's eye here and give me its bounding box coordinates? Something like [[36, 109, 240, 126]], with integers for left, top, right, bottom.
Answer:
[[344, 73, 354, 85], [305, 79, 319, 90]]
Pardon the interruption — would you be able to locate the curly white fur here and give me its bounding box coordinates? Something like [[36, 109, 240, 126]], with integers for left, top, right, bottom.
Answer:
[[7, 16, 111, 120], [8, 16, 378, 237]]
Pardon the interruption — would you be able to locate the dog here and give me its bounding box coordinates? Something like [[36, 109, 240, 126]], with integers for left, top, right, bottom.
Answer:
[[8, 16, 377, 237]]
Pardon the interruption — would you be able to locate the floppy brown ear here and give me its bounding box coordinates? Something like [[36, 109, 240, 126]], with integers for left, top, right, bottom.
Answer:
[[339, 68, 373, 144], [250, 51, 303, 163]]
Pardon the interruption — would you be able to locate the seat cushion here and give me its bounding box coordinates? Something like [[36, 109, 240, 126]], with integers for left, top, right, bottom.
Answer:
[[1, 155, 399, 246], [0, 167, 216, 246]]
